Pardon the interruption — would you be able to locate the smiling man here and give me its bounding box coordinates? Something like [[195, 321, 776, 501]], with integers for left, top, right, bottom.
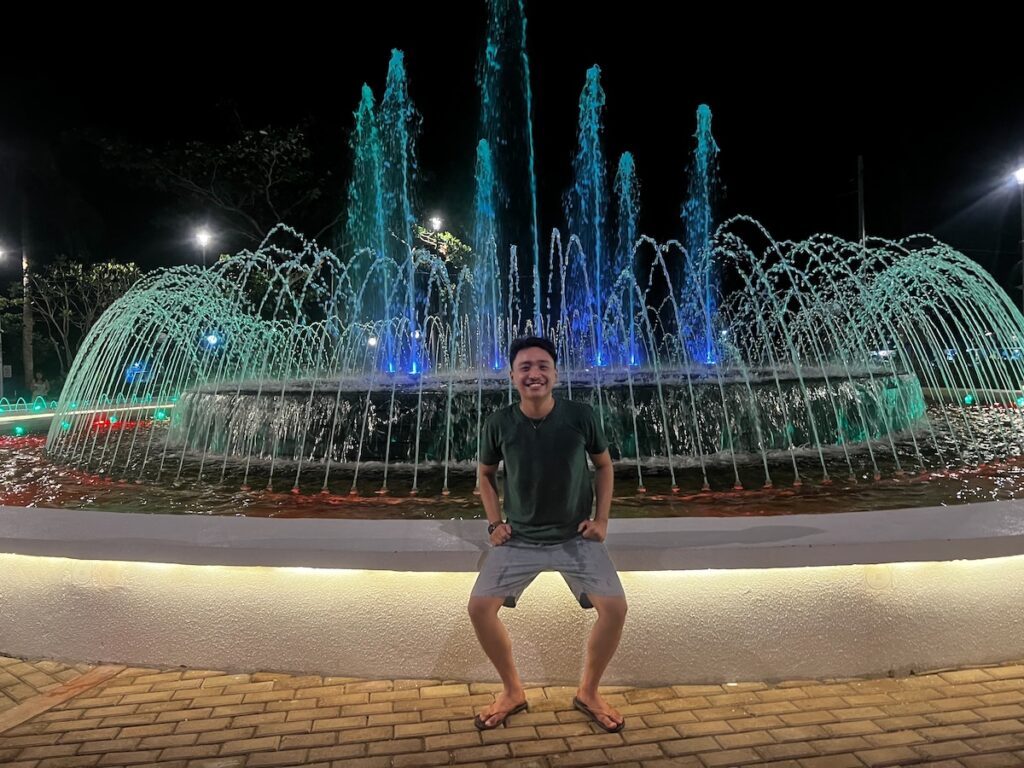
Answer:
[[468, 336, 628, 733]]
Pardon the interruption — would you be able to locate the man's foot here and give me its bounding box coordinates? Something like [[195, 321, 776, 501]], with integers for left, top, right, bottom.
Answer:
[[573, 692, 625, 733], [473, 691, 529, 730]]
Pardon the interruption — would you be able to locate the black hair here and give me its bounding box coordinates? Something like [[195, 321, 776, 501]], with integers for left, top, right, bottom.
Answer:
[[508, 336, 557, 368]]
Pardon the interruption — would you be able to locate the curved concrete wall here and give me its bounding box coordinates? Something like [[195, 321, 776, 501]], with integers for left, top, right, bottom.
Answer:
[[2, 504, 1024, 685]]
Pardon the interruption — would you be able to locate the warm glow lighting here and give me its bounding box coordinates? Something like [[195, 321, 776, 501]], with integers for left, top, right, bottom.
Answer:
[[3, 548, 1024, 684]]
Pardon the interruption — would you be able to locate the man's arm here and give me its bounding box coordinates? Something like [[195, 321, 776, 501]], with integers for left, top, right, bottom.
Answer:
[[579, 449, 613, 541], [479, 462, 512, 545]]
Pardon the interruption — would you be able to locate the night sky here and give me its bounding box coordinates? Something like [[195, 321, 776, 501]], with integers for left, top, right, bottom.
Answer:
[[2, 4, 1022, 291]]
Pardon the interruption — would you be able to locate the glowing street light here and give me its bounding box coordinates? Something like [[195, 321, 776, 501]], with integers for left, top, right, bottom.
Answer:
[[429, 216, 442, 232], [195, 228, 213, 267]]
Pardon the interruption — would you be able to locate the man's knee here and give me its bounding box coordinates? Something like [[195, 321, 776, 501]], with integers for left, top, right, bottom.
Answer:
[[468, 596, 503, 623], [593, 596, 627, 623]]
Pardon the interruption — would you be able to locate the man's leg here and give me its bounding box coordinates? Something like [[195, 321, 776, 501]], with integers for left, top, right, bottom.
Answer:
[[575, 593, 628, 729], [468, 596, 527, 726]]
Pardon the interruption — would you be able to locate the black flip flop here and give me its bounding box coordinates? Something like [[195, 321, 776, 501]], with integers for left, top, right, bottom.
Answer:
[[573, 696, 625, 733], [473, 700, 528, 730]]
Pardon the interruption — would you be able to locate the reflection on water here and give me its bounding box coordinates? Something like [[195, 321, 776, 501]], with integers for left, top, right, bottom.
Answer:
[[5, 412, 1024, 520]]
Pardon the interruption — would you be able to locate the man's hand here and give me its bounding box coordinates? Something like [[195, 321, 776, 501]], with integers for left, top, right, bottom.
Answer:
[[489, 523, 513, 546], [578, 518, 608, 542]]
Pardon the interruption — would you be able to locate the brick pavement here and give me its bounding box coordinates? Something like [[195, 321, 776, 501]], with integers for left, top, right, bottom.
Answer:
[[3, 655, 1024, 767]]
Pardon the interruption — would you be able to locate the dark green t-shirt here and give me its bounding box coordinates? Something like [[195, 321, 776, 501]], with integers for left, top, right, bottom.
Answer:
[[480, 398, 609, 543]]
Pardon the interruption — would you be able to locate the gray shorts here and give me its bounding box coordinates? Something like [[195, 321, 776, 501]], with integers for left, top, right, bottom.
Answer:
[[471, 535, 625, 609]]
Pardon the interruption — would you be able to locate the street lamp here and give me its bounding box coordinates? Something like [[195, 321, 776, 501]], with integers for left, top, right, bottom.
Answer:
[[1015, 166, 1024, 314], [428, 216, 442, 232], [195, 228, 213, 267]]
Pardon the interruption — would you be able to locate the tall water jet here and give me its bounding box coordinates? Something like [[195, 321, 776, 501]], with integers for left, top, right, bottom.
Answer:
[[472, 139, 503, 369], [564, 65, 610, 365], [478, 0, 541, 330], [343, 85, 386, 325], [379, 49, 421, 373], [680, 104, 720, 364], [614, 151, 640, 366]]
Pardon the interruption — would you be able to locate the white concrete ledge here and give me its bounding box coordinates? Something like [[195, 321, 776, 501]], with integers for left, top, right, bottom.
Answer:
[[2, 503, 1024, 685], [4, 501, 1024, 571]]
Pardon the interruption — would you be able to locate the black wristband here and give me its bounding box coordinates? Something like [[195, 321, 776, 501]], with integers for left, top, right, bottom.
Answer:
[[487, 522, 502, 535]]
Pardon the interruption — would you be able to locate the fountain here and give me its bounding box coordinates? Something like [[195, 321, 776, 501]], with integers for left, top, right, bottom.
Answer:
[[39, 215, 1024, 498], [39, 61, 1024, 500]]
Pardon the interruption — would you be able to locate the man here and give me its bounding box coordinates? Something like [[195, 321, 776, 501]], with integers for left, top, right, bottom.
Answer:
[[468, 336, 627, 732]]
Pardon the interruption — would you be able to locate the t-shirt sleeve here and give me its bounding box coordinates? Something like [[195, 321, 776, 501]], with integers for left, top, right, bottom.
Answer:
[[479, 413, 503, 465], [585, 405, 610, 455]]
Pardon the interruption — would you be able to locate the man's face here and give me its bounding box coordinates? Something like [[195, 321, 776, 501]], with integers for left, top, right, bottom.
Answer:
[[510, 346, 557, 401]]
